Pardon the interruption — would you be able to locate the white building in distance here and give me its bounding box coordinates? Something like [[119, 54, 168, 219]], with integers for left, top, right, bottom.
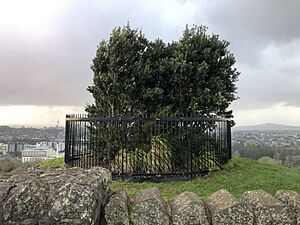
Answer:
[[22, 149, 48, 163], [21, 148, 60, 163]]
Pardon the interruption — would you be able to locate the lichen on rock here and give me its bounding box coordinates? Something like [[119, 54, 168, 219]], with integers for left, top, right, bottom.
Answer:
[[275, 190, 300, 224], [131, 187, 171, 225], [0, 166, 111, 225], [243, 189, 296, 225], [105, 190, 130, 225], [205, 189, 253, 225], [169, 191, 210, 225]]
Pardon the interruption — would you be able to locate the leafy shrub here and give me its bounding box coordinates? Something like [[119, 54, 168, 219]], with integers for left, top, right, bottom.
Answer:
[[0, 157, 39, 173]]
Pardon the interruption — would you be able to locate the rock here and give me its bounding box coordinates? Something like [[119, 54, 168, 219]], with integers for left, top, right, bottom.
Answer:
[[169, 191, 209, 225], [205, 189, 253, 225], [60, 219, 90, 225], [275, 190, 300, 224], [131, 187, 171, 225], [21, 219, 39, 225], [258, 156, 282, 165], [0, 182, 15, 224], [2, 177, 50, 222], [105, 190, 130, 225], [284, 155, 300, 168], [48, 181, 100, 223], [0, 166, 112, 225], [48, 169, 111, 224], [243, 189, 296, 225]]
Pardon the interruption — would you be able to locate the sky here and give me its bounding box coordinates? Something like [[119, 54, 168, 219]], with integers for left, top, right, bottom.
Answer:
[[0, 0, 300, 126]]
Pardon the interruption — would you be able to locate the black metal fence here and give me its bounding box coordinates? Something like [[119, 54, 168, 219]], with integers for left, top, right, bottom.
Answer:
[[65, 114, 232, 180]]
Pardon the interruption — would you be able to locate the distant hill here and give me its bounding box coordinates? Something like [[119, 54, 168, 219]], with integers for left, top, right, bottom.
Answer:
[[233, 123, 300, 131]]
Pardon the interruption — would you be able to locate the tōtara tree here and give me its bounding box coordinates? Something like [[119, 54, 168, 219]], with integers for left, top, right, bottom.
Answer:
[[86, 24, 239, 118], [86, 24, 148, 116], [85, 24, 239, 172]]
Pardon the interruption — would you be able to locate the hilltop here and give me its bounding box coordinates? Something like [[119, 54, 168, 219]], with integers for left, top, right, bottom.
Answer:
[[111, 157, 300, 199], [38, 157, 300, 200]]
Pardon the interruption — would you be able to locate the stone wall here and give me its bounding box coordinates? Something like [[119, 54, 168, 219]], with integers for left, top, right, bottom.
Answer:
[[0, 167, 299, 225]]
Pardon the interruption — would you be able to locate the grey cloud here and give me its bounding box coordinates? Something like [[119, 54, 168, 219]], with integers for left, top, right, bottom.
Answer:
[[193, 0, 300, 109], [197, 0, 300, 65], [232, 61, 300, 110], [203, 0, 300, 41], [0, 0, 192, 106], [1, 0, 300, 113]]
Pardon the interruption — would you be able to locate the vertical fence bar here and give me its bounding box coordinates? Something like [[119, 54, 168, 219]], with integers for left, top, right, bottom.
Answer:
[[64, 116, 70, 164], [227, 120, 232, 159]]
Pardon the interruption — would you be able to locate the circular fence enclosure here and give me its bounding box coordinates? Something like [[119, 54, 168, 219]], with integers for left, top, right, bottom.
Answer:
[[64, 114, 232, 181]]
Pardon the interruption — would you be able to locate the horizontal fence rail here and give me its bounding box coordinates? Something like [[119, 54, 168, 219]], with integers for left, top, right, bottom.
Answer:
[[65, 114, 232, 180]]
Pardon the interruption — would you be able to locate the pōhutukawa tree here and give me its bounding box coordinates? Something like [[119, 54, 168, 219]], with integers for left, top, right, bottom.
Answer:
[[85, 24, 240, 173]]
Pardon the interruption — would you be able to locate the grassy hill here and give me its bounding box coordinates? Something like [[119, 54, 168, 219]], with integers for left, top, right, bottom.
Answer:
[[111, 157, 300, 200], [38, 157, 300, 200]]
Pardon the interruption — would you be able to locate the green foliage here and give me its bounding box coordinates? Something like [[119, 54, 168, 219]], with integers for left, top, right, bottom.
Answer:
[[0, 157, 22, 173], [85, 24, 237, 170], [166, 26, 239, 116], [191, 152, 222, 172], [112, 148, 148, 174], [0, 157, 41, 174], [112, 136, 172, 174], [150, 135, 172, 172], [111, 135, 222, 174], [86, 24, 239, 118], [86, 24, 148, 116], [111, 157, 300, 200]]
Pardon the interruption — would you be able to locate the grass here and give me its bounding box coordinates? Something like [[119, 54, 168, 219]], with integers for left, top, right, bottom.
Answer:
[[35, 156, 300, 200], [111, 157, 300, 200], [37, 157, 65, 169]]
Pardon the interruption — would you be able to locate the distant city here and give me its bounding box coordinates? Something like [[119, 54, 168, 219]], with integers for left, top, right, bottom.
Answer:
[[233, 123, 300, 149], [233, 130, 300, 149], [1, 123, 300, 168], [232, 123, 300, 168], [0, 125, 65, 163]]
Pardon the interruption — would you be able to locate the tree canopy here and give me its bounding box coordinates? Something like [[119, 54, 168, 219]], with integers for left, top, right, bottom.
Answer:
[[86, 24, 240, 118]]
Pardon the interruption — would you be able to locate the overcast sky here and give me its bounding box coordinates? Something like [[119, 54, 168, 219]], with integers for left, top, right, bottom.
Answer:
[[0, 0, 300, 126]]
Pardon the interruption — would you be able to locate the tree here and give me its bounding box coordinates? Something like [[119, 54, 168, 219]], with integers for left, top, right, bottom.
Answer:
[[166, 26, 239, 117], [86, 24, 240, 118], [86, 24, 148, 116]]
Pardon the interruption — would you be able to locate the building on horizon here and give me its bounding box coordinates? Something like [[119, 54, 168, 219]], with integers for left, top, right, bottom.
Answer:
[[21, 147, 63, 163]]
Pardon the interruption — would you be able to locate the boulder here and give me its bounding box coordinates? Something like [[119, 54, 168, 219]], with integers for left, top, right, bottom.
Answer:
[[105, 190, 130, 225], [258, 156, 282, 165], [48, 167, 111, 223], [0, 182, 15, 224], [169, 191, 209, 225], [205, 189, 253, 225], [0, 166, 112, 225], [243, 189, 296, 225], [275, 190, 300, 224], [131, 187, 171, 225], [2, 178, 50, 222]]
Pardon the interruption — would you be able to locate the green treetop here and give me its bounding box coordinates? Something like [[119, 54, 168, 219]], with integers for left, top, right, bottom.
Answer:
[[86, 24, 240, 118]]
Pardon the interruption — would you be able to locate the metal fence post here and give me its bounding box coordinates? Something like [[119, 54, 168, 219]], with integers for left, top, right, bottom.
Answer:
[[64, 115, 69, 165], [227, 120, 232, 159]]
